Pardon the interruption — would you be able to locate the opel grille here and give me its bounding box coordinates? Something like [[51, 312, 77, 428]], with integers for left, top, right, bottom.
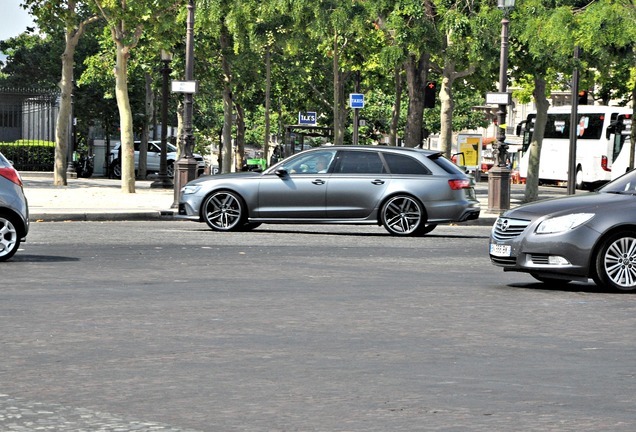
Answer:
[[492, 217, 531, 241]]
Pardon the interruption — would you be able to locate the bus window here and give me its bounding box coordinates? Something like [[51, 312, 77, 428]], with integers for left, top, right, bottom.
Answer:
[[518, 106, 632, 186]]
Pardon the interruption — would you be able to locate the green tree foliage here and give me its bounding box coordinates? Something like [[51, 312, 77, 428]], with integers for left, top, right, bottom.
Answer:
[[20, 0, 100, 186], [0, 33, 62, 89], [576, 0, 636, 169], [4, 0, 636, 185], [92, 0, 182, 192], [510, 0, 636, 201]]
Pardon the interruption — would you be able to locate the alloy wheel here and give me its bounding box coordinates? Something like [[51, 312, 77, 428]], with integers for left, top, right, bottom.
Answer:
[[595, 232, 636, 291], [0, 216, 20, 261], [380, 195, 425, 236], [202, 191, 244, 231]]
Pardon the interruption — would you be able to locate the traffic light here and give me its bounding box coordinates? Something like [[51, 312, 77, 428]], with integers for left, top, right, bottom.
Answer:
[[424, 81, 437, 108], [578, 90, 588, 105]]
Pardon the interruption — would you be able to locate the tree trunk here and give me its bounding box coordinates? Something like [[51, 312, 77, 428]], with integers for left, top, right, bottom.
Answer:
[[389, 65, 402, 146], [264, 46, 271, 165], [235, 103, 245, 171], [114, 41, 135, 193], [176, 100, 184, 157], [524, 75, 549, 203], [403, 52, 429, 148], [630, 47, 636, 171], [53, 5, 97, 186], [333, 30, 343, 145], [439, 52, 475, 159], [439, 72, 454, 158], [220, 24, 233, 173], [54, 33, 76, 186]]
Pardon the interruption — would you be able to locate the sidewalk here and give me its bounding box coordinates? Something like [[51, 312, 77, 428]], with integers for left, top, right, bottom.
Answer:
[[21, 173, 569, 225], [23, 173, 176, 222]]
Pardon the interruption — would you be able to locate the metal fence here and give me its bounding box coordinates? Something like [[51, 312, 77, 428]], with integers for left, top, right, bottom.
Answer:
[[0, 87, 59, 171]]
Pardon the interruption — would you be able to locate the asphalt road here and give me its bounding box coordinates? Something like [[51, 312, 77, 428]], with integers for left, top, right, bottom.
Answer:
[[2, 221, 636, 431]]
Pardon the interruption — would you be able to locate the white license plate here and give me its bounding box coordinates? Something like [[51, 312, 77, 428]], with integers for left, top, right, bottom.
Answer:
[[490, 243, 511, 257]]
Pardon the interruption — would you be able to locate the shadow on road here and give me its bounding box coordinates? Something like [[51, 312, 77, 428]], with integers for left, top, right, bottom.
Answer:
[[9, 254, 80, 263], [179, 227, 491, 239], [507, 281, 635, 294]]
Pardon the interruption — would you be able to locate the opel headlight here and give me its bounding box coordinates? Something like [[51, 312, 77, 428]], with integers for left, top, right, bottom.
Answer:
[[536, 213, 594, 234], [181, 185, 201, 195]]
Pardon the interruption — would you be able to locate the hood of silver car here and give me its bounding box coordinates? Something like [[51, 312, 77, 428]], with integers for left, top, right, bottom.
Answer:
[[503, 192, 634, 220]]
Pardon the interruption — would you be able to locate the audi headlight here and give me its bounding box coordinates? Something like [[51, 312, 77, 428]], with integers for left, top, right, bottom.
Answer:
[[536, 213, 594, 234], [181, 185, 201, 195]]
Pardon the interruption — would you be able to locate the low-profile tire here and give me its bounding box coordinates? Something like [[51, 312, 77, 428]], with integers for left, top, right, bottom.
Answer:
[[111, 161, 122, 179], [167, 161, 175, 178], [380, 195, 427, 236], [0, 215, 21, 262], [202, 190, 246, 232], [594, 231, 636, 291]]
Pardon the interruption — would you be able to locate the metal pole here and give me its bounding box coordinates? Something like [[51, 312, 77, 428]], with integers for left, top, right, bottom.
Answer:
[[353, 73, 360, 145], [353, 108, 359, 145], [487, 14, 511, 213], [173, 0, 198, 207], [152, 54, 173, 189], [496, 16, 510, 167], [183, 0, 195, 160], [567, 46, 581, 196]]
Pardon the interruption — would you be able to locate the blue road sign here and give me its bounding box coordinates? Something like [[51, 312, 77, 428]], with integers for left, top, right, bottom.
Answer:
[[298, 111, 317, 125], [349, 93, 364, 109]]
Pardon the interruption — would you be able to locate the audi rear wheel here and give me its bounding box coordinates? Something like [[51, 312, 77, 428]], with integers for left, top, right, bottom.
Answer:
[[380, 195, 426, 236]]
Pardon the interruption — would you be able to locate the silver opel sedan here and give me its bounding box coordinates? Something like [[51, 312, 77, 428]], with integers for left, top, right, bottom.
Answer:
[[179, 146, 480, 236], [490, 169, 636, 291]]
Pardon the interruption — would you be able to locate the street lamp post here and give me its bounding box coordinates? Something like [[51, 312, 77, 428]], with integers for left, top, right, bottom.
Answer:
[[173, 0, 198, 207], [151, 49, 174, 189], [488, 0, 515, 214]]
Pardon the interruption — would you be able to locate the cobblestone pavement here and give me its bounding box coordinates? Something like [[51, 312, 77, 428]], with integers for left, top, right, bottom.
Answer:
[[0, 394, 202, 431]]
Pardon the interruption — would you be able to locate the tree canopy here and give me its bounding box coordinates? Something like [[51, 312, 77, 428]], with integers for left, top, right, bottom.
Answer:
[[2, 0, 636, 186]]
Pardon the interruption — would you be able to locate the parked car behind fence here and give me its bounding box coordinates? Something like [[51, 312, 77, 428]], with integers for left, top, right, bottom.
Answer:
[[109, 141, 206, 178]]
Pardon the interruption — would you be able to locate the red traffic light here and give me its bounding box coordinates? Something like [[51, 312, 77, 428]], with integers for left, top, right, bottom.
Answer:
[[424, 81, 437, 108]]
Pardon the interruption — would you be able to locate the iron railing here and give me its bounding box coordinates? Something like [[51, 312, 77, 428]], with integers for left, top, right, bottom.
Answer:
[[0, 87, 59, 171]]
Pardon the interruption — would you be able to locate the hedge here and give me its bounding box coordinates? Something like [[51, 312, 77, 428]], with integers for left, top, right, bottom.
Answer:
[[0, 141, 56, 171]]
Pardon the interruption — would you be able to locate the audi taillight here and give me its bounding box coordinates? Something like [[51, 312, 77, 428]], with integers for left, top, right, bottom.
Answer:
[[0, 167, 22, 186], [448, 179, 471, 190]]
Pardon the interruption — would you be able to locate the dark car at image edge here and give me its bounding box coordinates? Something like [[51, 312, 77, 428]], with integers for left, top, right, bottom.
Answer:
[[178, 145, 480, 236], [0, 152, 29, 262], [490, 168, 636, 291]]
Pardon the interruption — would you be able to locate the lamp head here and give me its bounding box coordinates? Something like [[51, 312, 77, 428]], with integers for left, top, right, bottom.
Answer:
[[498, 0, 515, 12], [161, 49, 173, 62]]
